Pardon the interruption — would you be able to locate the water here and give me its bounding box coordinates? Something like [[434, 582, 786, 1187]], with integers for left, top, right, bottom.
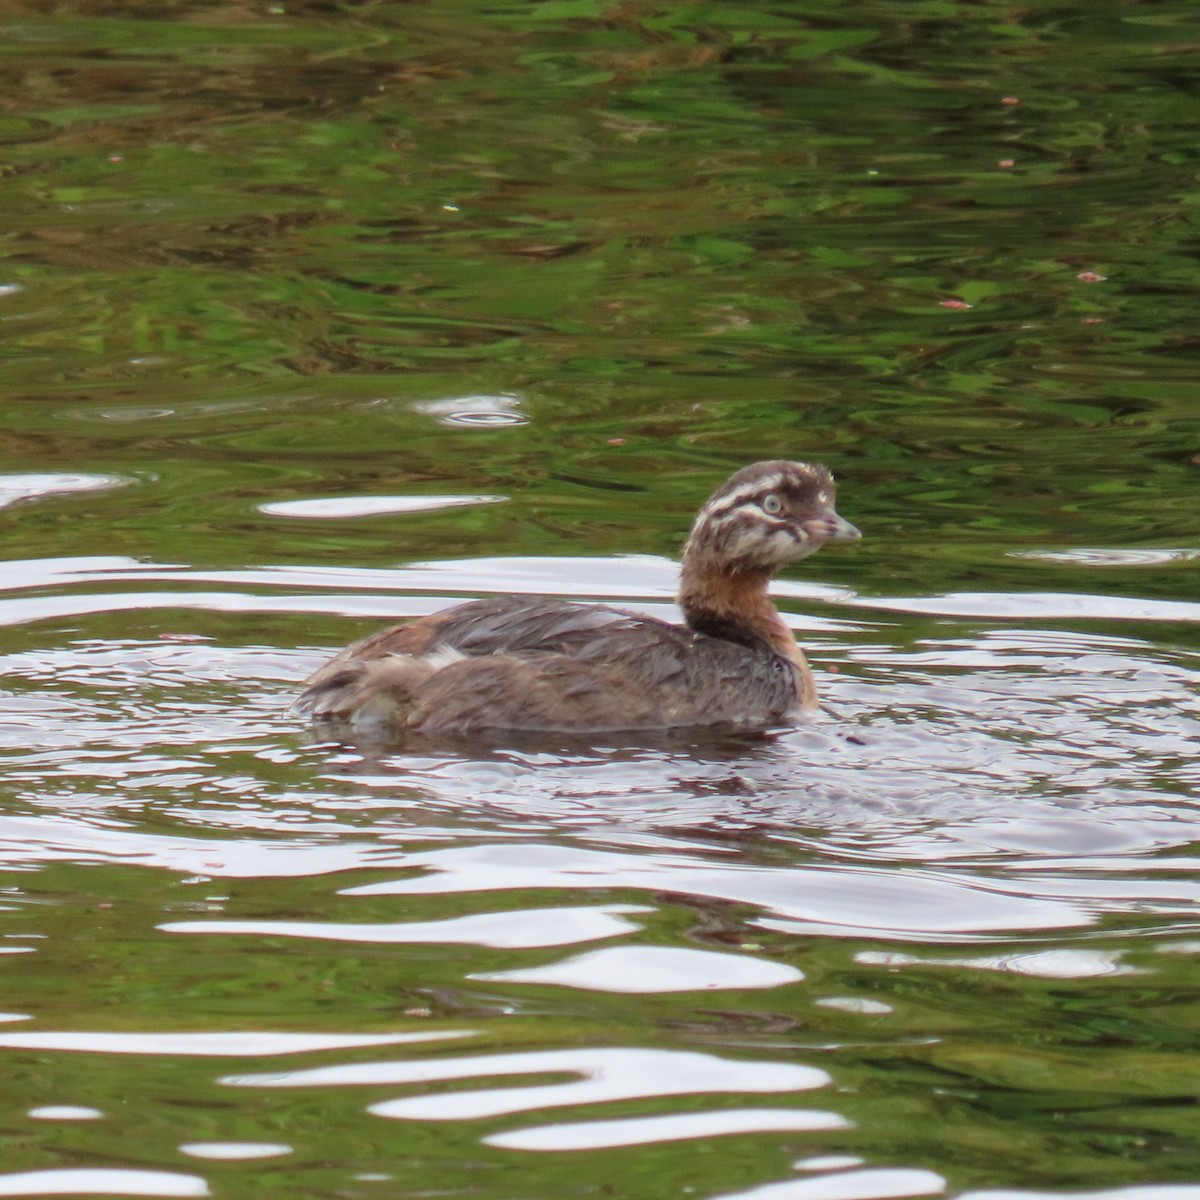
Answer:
[[1, 3, 1199, 1199]]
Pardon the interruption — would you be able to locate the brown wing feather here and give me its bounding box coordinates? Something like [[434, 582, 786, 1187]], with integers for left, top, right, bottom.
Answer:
[[298, 595, 798, 733], [408, 655, 667, 733], [421, 596, 671, 657], [312, 610, 458, 666]]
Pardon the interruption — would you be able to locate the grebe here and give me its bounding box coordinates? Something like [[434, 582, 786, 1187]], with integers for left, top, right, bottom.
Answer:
[[297, 460, 860, 734]]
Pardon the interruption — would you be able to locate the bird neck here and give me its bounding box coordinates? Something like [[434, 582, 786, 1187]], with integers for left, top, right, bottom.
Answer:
[[681, 556, 792, 652], [678, 559, 815, 708], [679, 559, 773, 642]]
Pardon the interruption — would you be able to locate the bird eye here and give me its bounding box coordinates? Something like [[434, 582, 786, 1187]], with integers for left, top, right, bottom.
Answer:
[[762, 493, 783, 515]]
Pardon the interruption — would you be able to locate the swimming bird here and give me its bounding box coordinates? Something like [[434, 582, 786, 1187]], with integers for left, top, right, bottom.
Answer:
[[297, 460, 860, 735]]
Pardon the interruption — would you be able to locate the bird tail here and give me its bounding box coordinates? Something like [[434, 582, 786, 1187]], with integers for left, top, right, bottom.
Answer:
[[295, 646, 465, 727]]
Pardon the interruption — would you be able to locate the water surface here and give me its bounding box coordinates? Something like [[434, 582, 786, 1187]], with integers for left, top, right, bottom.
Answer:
[[0, 3, 1198, 1200]]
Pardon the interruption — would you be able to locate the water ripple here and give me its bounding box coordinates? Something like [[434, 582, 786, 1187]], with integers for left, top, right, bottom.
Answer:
[[471, 944, 803, 992], [485, 1107, 850, 1151], [159, 904, 649, 948], [223, 1046, 831, 1121], [717, 1168, 946, 1200], [0, 1169, 207, 1198]]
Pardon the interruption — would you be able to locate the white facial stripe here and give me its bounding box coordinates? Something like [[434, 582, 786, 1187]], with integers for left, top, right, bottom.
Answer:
[[699, 475, 788, 520], [707, 506, 780, 531], [770, 529, 803, 558], [724, 523, 808, 564], [699, 466, 832, 520], [727, 525, 768, 559]]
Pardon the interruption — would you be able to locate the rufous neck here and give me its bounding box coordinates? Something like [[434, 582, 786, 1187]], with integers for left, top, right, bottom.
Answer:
[[679, 560, 779, 646], [678, 558, 817, 710]]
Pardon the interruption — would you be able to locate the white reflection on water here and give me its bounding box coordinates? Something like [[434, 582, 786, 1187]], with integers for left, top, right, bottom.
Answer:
[[224, 1047, 830, 1121], [485, 1107, 850, 1151], [471, 944, 802, 992], [28, 1106, 103, 1120], [412, 393, 528, 426], [814, 998, 892, 1015], [716, 1167, 945, 1200], [854, 948, 1141, 979], [4, 553, 1196, 624], [177, 1144, 291, 1160], [1012, 548, 1200, 567], [0, 813, 388, 876], [0, 1031, 471, 1056], [259, 494, 506, 519], [159, 904, 649, 948], [962, 1190, 1200, 1200], [0, 1168, 208, 1197], [0, 475, 127, 512], [864, 591, 1200, 623], [342, 842, 1095, 935], [795, 1157, 868, 1171]]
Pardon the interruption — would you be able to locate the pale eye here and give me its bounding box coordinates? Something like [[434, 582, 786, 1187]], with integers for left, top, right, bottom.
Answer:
[[762, 493, 783, 515]]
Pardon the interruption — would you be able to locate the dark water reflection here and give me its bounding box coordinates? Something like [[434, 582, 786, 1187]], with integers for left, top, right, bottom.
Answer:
[[2, 1, 1200, 1199]]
